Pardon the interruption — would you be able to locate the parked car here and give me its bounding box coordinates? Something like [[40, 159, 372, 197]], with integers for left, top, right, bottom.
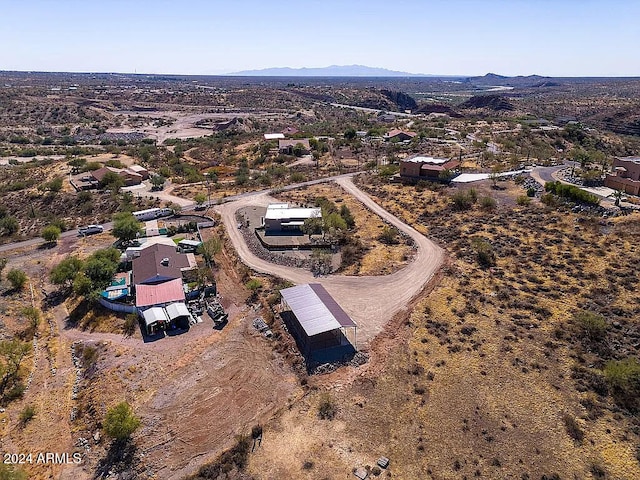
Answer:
[[78, 224, 104, 236]]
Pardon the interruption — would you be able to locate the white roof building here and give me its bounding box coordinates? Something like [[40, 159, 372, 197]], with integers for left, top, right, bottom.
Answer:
[[264, 203, 321, 232], [264, 133, 285, 140], [403, 156, 448, 165]]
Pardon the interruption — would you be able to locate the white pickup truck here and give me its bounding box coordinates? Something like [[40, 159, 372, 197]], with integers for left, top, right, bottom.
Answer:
[[78, 224, 104, 236]]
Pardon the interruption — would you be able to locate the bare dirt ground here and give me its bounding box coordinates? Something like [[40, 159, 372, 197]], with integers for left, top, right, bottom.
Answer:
[[215, 176, 444, 348], [243, 181, 640, 480], [0, 227, 299, 479]]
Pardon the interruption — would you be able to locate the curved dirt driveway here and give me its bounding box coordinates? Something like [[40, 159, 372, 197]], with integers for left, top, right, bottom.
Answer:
[[215, 176, 444, 347]]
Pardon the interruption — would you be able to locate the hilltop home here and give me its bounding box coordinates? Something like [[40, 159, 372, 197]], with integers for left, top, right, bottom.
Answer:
[[384, 129, 417, 142], [400, 155, 460, 181], [278, 139, 310, 155], [605, 157, 640, 196], [263, 203, 321, 234], [91, 166, 144, 186]]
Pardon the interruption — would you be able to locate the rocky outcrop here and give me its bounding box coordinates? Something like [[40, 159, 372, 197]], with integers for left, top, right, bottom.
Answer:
[[460, 94, 515, 111]]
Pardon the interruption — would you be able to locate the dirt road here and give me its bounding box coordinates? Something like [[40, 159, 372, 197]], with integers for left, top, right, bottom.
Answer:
[[215, 176, 444, 347]]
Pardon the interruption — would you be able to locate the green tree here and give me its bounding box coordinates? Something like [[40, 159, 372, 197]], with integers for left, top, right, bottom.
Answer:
[[41, 225, 61, 244], [245, 278, 262, 291], [50, 256, 84, 289], [103, 402, 141, 440], [82, 248, 120, 292], [610, 189, 624, 207], [324, 212, 347, 232], [199, 237, 222, 266], [339, 204, 355, 229], [112, 213, 142, 244], [471, 237, 495, 268], [150, 174, 165, 190], [6, 269, 27, 291], [292, 143, 306, 157], [0, 339, 31, 398], [19, 404, 36, 424], [100, 171, 125, 192], [45, 176, 63, 193], [72, 272, 93, 296], [301, 217, 323, 238], [194, 192, 207, 206], [344, 128, 357, 140]]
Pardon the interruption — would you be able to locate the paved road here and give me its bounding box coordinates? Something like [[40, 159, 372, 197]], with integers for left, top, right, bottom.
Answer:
[[215, 176, 444, 347]]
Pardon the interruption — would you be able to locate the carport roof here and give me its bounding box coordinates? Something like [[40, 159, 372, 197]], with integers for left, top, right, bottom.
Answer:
[[280, 283, 356, 337], [142, 307, 169, 327], [165, 302, 190, 320]]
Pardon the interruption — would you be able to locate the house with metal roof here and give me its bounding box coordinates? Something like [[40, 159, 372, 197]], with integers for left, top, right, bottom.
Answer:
[[135, 278, 185, 308], [280, 283, 357, 356]]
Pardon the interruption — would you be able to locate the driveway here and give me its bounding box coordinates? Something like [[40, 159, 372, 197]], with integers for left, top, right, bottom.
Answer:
[[215, 176, 444, 347]]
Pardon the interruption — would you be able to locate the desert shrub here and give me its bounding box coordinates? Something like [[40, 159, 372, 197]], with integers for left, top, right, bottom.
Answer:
[[371, 466, 382, 476], [516, 195, 531, 206], [245, 279, 262, 291], [526, 187, 536, 197], [545, 181, 599, 205], [81, 344, 99, 367], [573, 311, 607, 342], [290, 172, 306, 183], [590, 463, 607, 479], [563, 414, 584, 442], [604, 358, 640, 412], [123, 313, 138, 337], [19, 404, 36, 424], [451, 190, 475, 211], [541, 193, 560, 207], [103, 402, 141, 440], [378, 225, 399, 245], [6, 269, 27, 290], [318, 393, 337, 420], [480, 196, 497, 211], [0, 464, 27, 480], [190, 435, 251, 479], [471, 237, 495, 268], [302, 460, 314, 470]]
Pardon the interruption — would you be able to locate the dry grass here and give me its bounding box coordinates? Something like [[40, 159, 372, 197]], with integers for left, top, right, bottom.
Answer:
[[276, 183, 414, 275], [246, 177, 640, 479]]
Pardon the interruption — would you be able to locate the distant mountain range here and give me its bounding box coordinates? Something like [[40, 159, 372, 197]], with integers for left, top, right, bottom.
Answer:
[[227, 65, 429, 77]]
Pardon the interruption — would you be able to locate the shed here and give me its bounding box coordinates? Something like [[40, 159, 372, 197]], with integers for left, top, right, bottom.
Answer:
[[280, 283, 357, 354], [165, 302, 192, 329], [177, 239, 202, 253], [143, 307, 169, 335]]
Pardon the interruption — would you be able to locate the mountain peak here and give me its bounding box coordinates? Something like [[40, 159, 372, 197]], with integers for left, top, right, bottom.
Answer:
[[227, 65, 426, 77]]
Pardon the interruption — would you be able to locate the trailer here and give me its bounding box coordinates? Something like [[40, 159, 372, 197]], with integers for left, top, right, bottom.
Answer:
[[132, 207, 173, 221]]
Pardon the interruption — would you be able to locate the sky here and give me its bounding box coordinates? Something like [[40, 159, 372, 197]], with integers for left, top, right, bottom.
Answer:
[[0, 0, 638, 77]]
